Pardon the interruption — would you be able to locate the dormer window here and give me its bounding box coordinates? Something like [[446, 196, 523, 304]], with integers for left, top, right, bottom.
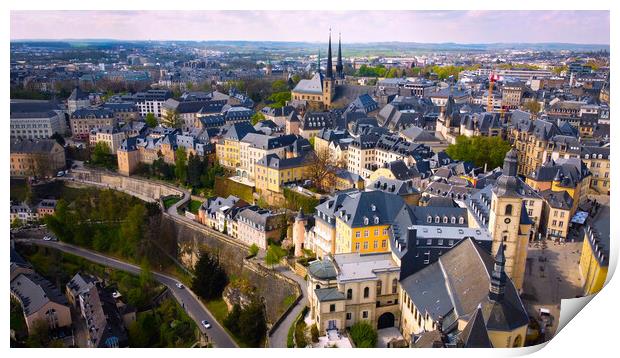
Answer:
[[435, 216, 440, 223], [427, 216, 432, 223], [451, 217, 456, 224], [364, 217, 369, 225], [371, 204, 376, 211], [374, 217, 379, 225], [459, 217, 465, 224], [443, 216, 448, 223]]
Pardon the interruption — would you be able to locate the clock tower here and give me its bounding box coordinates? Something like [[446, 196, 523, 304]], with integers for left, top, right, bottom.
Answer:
[[488, 149, 528, 291]]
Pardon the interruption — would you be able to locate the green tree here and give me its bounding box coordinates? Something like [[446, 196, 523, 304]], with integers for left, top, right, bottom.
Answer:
[[91, 142, 115, 169], [145, 113, 158, 128], [223, 303, 242, 334], [251, 112, 266, 126], [140, 259, 154, 288], [291, 74, 301, 84], [271, 79, 289, 93], [192, 251, 228, 300], [162, 109, 182, 129], [237, 298, 267, 347], [174, 147, 188, 184], [186, 153, 203, 188], [248, 244, 259, 258], [445, 136, 512, 170], [264, 244, 287, 268], [310, 324, 320, 343], [523, 100, 541, 114], [349, 321, 377, 348], [267, 92, 291, 108]]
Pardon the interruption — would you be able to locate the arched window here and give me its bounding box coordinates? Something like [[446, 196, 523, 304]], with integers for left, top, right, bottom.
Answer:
[[427, 216, 432, 223], [376, 281, 382, 296], [443, 216, 448, 223], [364, 217, 369, 225], [374, 217, 379, 224], [435, 216, 440, 223], [451, 217, 456, 224], [363, 287, 370, 298], [392, 278, 398, 294], [346, 289, 352, 300], [505, 204, 513, 216], [459, 217, 465, 224]]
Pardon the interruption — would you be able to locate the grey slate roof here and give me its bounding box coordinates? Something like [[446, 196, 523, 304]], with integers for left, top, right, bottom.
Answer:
[[307, 259, 337, 280], [315, 287, 346, 302], [10, 138, 59, 154], [11, 272, 69, 316], [292, 72, 325, 94]]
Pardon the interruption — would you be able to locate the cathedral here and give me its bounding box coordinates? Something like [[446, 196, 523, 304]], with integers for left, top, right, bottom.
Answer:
[[291, 31, 345, 109]]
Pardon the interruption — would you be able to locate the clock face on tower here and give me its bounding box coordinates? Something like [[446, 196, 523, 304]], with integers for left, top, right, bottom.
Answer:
[[504, 218, 512, 224]]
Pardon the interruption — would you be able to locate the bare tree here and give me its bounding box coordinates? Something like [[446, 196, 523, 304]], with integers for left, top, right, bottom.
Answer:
[[305, 147, 342, 192]]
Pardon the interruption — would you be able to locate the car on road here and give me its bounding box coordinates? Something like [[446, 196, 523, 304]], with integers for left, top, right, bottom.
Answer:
[[201, 320, 212, 329], [176, 283, 185, 289], [43, 236, 52, 241], [56, 171, 65, 177]]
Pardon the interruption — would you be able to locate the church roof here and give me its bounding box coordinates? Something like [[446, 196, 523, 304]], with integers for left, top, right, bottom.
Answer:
[[292, 72, 324, 95]]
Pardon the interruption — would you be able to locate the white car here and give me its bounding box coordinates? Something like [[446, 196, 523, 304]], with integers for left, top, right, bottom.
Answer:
[[176, 283, 184, 289], [43, 236, 52, 241], [201, 320, 211, 329]]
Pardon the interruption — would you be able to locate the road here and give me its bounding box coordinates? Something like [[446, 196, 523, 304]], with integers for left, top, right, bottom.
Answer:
[[14, 238, 237, 348], [269, 266, 308, 348]]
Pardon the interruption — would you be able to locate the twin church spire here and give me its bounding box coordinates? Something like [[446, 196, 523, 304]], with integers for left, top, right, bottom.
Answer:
[[318, 30, 344, 80]]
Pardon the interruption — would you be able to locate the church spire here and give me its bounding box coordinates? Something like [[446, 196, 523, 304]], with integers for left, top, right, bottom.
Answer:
[[326, 29, 333, 79], [336, 32, 343, 79], [489, 237, 507, 301]]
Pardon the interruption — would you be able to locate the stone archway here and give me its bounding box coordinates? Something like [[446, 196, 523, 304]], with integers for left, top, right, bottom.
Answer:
[[377, 312, 395, 329]]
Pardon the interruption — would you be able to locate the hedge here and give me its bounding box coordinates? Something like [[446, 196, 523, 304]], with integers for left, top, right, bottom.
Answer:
[[214, 176, 254, 203], [283, 187, 319, 214]]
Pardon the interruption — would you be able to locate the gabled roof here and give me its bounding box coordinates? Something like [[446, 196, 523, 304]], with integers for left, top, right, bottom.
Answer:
[[292, 72, 324, 95], [459, 306, 493, 348]]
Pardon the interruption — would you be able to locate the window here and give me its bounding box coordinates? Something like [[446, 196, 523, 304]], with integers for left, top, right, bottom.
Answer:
[[382, 240, 387, 248], [435, 216, 440, 223], [373, 240, 378, 249], [505, 204, 513, 216], [355, 242, 360, 251], [427, 216, 432, 223], [355, 231, 361, 238], [443, 216, 448, 223], [347, 289, 353, 300], [459, 217, 464, 225], [363, 241, 368, 250], [392, 278, 398, 294], [374, 229, 379, 236], [364, 217, 369, 225], [363, 287, 370, 298], [346, 312, 352, 320], [362, 311, 368, 319], [329, 304, 336, 312], [451, 217, 456, 224], [364, 230, 369, 237], [426, 239, 432, 245], [552, 220, 557, 226], [376, 281, 382, 295]]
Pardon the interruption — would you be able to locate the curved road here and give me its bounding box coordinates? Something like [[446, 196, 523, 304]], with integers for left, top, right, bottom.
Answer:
[[15, 238, 237, 348], [268, 267, 308, 348]]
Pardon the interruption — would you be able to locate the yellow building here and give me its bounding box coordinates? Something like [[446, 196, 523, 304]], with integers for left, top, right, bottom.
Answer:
[[215, 122, 257, 171], [508, 112, 561, 176], [10, 139, 66, 178], [333, 191, 407, 255], [579, 211, 609, 295], [254, 153, 311, 193], [399, 239, 529, 348], [581, 146, 610, 195], [540, 190, 573, 241], [306, 253, 401, 334]]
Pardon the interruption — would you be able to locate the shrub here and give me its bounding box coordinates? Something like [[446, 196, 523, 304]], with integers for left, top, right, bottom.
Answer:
[[310, 324, 320, 343], [349, 321, 377, 348]]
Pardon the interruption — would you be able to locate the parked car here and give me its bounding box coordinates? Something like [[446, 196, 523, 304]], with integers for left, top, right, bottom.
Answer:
[[56, 171, 65, 177], [201, 320, 212, 329], [43, 236, 52, 241], [176, 283, 185, 289]]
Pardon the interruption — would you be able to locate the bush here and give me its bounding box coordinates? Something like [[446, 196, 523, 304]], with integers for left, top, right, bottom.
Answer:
[[248, 244, 259, 258], [282, 187, 319, 214], [294, 320, 308, 348], [349, 321, 377, 348], [310, 324, 320, 343]]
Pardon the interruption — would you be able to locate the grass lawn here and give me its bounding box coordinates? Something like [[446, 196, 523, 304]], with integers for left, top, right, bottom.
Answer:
[[163, 196, 181, 209], [188, 199, 202, 214]]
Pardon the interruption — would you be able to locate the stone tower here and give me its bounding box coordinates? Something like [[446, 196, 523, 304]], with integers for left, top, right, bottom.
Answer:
[[488, 148, 528, 291], [293, 208, 308, 257]]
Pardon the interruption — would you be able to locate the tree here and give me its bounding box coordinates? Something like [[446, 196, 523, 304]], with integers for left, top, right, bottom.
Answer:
[[523, 100, 541, 114], [25, 319, 50, 347], [251, 112, 266, 126], [91, 142, 115, 169], [200, 163, 225, 189], [187, 153, 203, 187], [248, 244, 259, 258], [162, 109, 182, 129], [145, 113, 158, 128], [349, 321, 377, 348], [223, 303, 242, 334], [139, 259, 154, 288], [305, 148, 342, 192], [174, 147, 188, 184], [267, 92, 291, 108], [236, 298, 267, 347], [445, 135, 512, 170], [291, 74, 301, 84], [192, 251, 228, 300], [271, 79, 289, 93], [310, 324, 320, 343], [264, 244, 287, 268]]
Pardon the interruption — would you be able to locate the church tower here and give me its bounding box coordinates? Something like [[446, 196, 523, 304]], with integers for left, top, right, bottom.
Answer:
[[322, 30, 335, 107], [488, 148, 528, 291], [336, 33, 344, 83]]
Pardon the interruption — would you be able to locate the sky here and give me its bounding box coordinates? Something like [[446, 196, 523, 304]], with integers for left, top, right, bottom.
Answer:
[[10, 10, 610, 44]]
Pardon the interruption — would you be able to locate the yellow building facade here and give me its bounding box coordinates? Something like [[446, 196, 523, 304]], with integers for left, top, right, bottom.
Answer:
[[579, 224, 609, 295]]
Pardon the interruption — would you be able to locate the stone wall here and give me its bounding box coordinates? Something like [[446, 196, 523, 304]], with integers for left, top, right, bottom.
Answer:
[[159, 215, 299, 324]]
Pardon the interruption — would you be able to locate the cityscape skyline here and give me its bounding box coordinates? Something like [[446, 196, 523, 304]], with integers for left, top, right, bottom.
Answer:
[[11, 10, 610, 44]]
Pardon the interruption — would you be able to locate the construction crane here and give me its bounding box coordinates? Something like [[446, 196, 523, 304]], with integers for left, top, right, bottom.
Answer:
[[488, 72, 500, 112]]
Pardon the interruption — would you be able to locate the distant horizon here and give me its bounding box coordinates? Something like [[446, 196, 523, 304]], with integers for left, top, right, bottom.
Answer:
[[10, 11, 610, 45], [9, 38, 611, 46]]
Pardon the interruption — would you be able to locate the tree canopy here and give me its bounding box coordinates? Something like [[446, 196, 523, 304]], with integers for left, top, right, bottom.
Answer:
[[145, 113, 158, 128], [445, 135, 512, 170], [192, 251, 228, 300], [349, 321, 378, 348]]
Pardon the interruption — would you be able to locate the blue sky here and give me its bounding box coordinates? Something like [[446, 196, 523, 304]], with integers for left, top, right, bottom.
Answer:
[[10, 10, 610, 44]]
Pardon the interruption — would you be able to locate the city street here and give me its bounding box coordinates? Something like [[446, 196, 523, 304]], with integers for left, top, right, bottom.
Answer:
[[13, 238, 238, 348]]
